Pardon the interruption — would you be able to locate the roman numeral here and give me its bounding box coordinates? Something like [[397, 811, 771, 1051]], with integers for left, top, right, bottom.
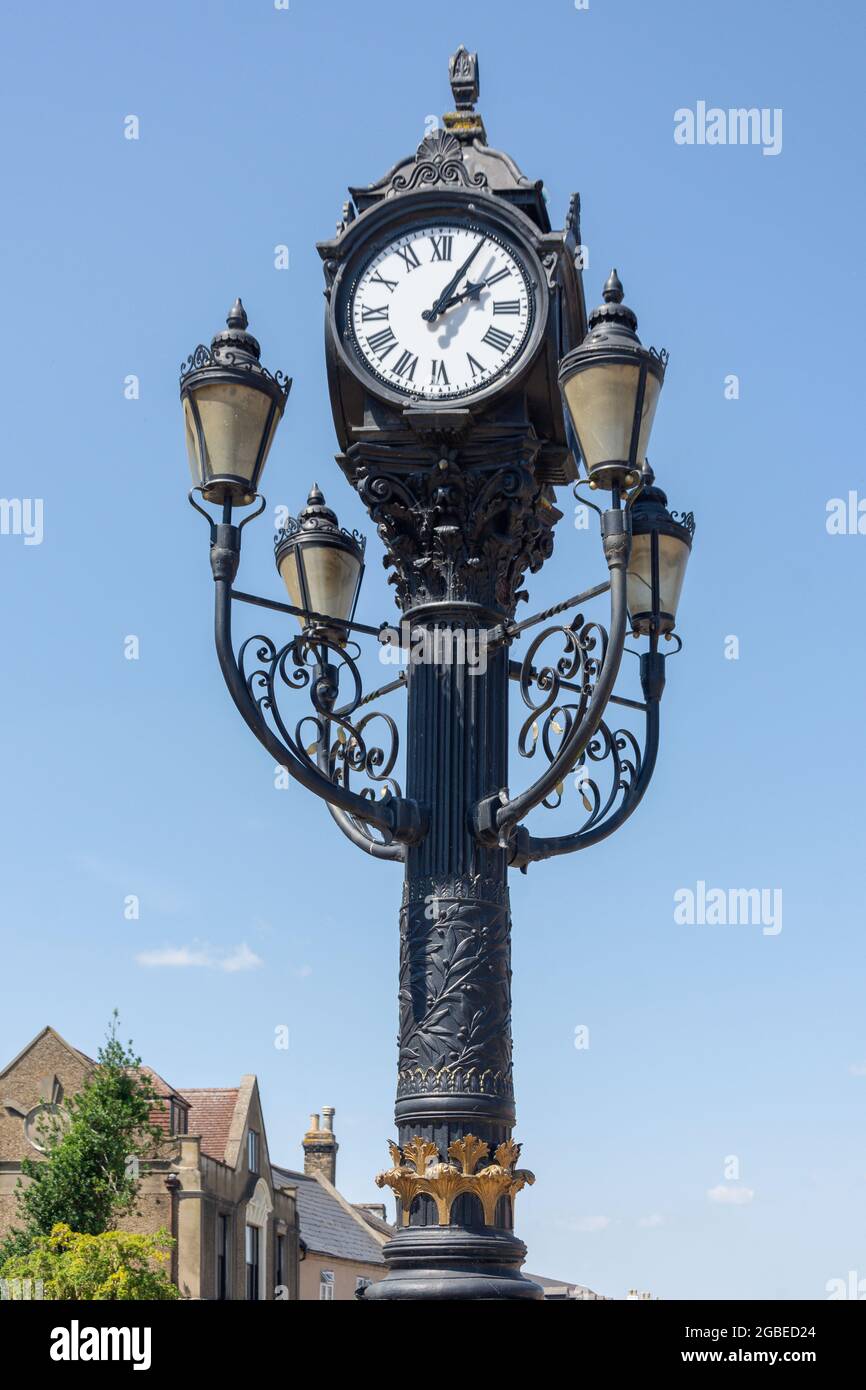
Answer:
[[482, 325, 514, 353], [394, 243, 421, 273], [429, 234, 453, 262], [466, 353, 484, 379], [485, 267, 511, 285], [370, 270, 397, 293], [366, 327, 397, 360], [493, 300, 521, 315], [361, 304, 389, 321], [393, 349, 418, 380], [430, 360, 449, 385]]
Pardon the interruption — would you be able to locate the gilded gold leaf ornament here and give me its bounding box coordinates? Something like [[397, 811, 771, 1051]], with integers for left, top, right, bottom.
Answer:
[[402, 1135, 439, 1174], [447, 1133, 489, 1174], [375, 1137, 535, 1228]]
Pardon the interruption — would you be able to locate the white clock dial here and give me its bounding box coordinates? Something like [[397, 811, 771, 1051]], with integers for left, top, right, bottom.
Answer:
[[347, 223, 534, 401]]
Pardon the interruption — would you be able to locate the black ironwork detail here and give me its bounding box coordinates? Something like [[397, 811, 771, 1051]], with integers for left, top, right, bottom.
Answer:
[[562, 718, 643, 829], [516, 614, 610, 806], [179, 343, 292, 396], [352, 454, 556, 613], [401, 873, 510, 910], [180, 344, 214, 376], [398, 894, 513, 1088], [390, 130, 487, 193], [396, 1067, 513, 1100], [237, 630, 402, 807], [565, 191, 582, 245], [670, 509, 696, 537], [449, 45, 480, 110]]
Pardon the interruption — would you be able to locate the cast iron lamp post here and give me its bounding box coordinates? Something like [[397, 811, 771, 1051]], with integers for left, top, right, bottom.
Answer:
[[180, 49, 695, 1301]]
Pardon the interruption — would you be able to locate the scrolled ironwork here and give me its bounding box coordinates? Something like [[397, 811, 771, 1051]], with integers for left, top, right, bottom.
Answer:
[[179, 343, 291, 396], [180, 344, 214, 377], [572, 719, 643, 832], [508, 690, 662, 869], [237, 628, 401, 809], [670, 510, 696, 538], [513, 614, 613, 811]]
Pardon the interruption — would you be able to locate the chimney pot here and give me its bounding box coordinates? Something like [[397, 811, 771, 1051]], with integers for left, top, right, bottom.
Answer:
[[302, 1106, 338, 1184]]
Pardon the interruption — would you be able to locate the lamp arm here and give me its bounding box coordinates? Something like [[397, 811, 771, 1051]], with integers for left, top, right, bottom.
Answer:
[[209, 520, 425, 847], [474, 508, 631, 846], [508, 664, 662, 869]]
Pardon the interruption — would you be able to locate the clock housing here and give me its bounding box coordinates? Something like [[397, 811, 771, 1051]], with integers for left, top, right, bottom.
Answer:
[[318, 102, 587, 485]]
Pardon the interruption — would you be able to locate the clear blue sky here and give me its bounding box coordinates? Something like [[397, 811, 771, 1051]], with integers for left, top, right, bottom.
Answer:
[[1, 0, 864, 1300]]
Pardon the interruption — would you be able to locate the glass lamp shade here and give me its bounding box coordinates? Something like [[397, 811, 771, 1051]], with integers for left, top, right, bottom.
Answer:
[[561, 362, 661, 481], [274, 486, 365, 644], [180, 300, 290, 506], [183, 380, 282, 505], [627, 480, 694, 635], [558, 270, 666, 489]]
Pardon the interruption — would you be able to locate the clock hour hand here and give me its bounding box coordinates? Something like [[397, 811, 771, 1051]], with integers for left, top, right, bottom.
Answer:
[[422, 238, 484, 322], [438, 277, 486, 313]]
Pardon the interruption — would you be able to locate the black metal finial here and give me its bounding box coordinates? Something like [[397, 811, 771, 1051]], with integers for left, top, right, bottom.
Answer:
[[298, 483, 340, 531], [585, 270, 638, 338], [226, 297, 249, 330], [603, 269, 624, 304], [449, 45, 480, 110], [209, 297, 262, 365]]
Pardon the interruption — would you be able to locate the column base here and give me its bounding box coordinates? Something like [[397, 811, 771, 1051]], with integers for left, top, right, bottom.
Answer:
[[360, 1227, 543, 1301]]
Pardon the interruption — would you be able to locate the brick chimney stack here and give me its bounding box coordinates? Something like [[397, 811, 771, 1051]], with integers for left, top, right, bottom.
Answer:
[[302, 1107, 338, 1184]]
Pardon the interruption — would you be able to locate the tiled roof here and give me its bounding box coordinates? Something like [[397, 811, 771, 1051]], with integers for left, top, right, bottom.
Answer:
[[140, 1066, 189, 1106], [352, 1204, 393, 1239], [272, 1166, 386, 1265], [181, 1088, 240, 1161]]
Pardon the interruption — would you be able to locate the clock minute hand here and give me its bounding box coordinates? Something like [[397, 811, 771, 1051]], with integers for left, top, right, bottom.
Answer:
[[422, 238, 484, 322]]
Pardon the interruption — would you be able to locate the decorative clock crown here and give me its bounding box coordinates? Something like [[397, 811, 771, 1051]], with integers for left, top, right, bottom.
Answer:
[[344, 48, 550, 234]]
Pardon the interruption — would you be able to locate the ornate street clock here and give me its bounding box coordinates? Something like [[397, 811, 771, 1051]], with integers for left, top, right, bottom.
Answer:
[[319, 48, 586, 487], [310, 48, 592, 1299], [182, 43, 690, 1304]]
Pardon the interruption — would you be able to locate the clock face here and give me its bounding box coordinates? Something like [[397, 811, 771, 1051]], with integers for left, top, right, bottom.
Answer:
[[345, 222, 536, 402]]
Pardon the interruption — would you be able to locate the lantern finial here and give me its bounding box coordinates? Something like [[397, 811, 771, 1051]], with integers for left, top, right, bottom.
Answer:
[[603, 269, 624, 304], [226, 297, 249, 330]]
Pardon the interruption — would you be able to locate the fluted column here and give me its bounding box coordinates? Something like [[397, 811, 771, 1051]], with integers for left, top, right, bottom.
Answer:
[[344, 442, 555, 1300]]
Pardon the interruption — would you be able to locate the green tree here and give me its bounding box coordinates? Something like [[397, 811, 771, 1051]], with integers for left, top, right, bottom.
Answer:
[[1, 1223, 178, 1300], [0, 1013, 164, 1261]]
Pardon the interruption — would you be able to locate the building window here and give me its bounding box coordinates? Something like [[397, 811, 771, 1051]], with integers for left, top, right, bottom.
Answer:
[[319, 1269, 335, 1301], [275, 1234, 285, 1293], [170, 1100, 187, 1136], [217, 1214, 230, 1300], [247, 1129, 259, 1174], [355, 1276, 371, 1293], [245, 1224, 260, 1301]]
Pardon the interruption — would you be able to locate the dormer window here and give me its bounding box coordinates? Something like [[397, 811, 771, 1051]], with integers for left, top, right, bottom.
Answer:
[[170, 1099, 188, 1135]]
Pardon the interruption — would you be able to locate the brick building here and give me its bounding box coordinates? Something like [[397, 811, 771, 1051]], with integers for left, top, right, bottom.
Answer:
[[0, 1029, 391, 1301], [0, 1027, 299, 1299]]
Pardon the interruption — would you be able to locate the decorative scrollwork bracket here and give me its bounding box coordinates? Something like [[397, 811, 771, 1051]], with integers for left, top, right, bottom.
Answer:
[[190, 491, 427, 848]]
